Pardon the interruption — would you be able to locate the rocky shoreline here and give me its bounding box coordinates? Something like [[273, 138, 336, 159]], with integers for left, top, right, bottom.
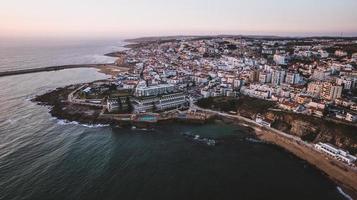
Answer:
[[32, 83, 211, 128], [27, 39, 357, 198], [197, 96, 357, 154], [32, 84, 357, 198], [33, 84, 107, 124]]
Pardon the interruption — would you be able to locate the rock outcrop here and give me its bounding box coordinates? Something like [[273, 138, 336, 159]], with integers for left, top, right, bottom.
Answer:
[[264, 111, 357, 154]]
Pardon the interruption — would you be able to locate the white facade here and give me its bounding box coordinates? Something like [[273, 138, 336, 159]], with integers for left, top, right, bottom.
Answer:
[[133, 93, 187, 112], [346, 113, 357, 122], [315, 143, 357, 165], [273, 54, 287, 65], [135, 84, 175, 97], [272, 70, 286, 86], [241, 86, 271, 100], [285, 72, 300, 85]]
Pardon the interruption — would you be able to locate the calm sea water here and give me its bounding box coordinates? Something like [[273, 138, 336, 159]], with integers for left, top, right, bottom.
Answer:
[[0, 38, 124, 72], [0, 40, 348, 200]]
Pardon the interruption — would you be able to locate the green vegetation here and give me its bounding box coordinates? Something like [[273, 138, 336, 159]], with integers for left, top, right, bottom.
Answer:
[[325, 44, 357, 57], [109, 89, 132, 97], [126, 97, 133, 113], [152, 102, 158, 112], [78, 91, 87, 99], [301, 132, 318, 142], [197, 96, 276, 113], [117, 96, 123, 111]]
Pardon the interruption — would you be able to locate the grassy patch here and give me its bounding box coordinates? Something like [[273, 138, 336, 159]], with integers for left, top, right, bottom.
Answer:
[[197, 96, 276, 113]]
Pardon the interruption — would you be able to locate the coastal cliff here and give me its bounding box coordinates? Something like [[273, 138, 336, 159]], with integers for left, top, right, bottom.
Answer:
[[33, 84, 109, 125], [266, 112, 357, 153], [197, 96, 357, 154], [34, 85, 357, 154]]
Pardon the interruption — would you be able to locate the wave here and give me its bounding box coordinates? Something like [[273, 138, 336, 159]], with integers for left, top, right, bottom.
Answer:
[[55, 119, 109, 128], [81, 124, 110, 128], [4, 119, 16, 125], [56, 119, 79, 126], [131, 126, 153, 131], [25, 96, 34, 101], [4, 113, 34, 125], [245, 137, 264, 144], [337, 187, 353, 200]]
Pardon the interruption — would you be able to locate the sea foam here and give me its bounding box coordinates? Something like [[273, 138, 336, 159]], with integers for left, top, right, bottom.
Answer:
[[337, 187, 353, 200], [56, 119, 108, 128]]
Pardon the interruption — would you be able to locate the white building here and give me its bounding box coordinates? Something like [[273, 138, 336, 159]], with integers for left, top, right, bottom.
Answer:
[[133, 92, 187, 112], [273, 54, 287, 65], [318, 50, 329, 58], [255, 116, 272, 127], [135, 84, 175, 97], [312, 69, 331, 81], [285, 72, 300, 85], [321, 83, 342, 101], [345, 113, 357, 122], [336, 77, 354, 90], [271, 70, 286, 86], [335, 50, 348, 57], [200, 89, 211, 98], [241, 85, 272, 100], [315, 143, 357, 165], [233, 79, 244, 89], [307, 81, 323, 97], [259, 72, 272, 84]]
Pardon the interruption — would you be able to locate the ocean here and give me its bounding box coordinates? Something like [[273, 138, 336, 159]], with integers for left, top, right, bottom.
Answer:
[[0, 39, 348, 200], [0, 38, 124, 72]]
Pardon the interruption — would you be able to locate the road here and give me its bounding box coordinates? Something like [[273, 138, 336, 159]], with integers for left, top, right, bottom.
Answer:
[[191, 104, 304, 143]]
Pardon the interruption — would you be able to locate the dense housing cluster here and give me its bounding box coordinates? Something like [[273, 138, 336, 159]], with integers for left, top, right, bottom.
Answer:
[[111, 36, 357, 123]]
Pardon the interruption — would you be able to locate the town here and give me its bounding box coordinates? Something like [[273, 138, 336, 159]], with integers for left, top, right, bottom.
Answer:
[[88, 36, 357, 124], [48, 36, 357, 167]]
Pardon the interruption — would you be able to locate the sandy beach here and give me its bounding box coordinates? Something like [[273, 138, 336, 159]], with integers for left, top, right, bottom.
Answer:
[[94, 64, 130, 77], [255, 129, 357, 199]]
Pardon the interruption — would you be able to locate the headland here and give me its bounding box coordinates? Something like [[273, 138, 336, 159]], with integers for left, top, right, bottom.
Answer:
[[30, 35, 357, 198]]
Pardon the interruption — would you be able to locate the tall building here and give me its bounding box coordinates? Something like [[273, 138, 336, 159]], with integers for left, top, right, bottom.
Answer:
[[249, 70, 260, 83], [336, 77, 355, 90], [259, 72, 272, 84], [271, 70, 286, 86], [352, 53, 357, 61], [335, 50, 348, 57], [307, 81, 323, 96], [134, 84, 175, 97], [321, 82, 342, 101], [285, 72, 300, 85], [133, 92, 187, 112], [312, 69, 331, 80], [273, 54, 287, 65], [233, 79, 243, 89]]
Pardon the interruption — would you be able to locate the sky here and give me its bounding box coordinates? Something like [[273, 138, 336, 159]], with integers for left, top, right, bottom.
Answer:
[[1, 0, 357, 38]]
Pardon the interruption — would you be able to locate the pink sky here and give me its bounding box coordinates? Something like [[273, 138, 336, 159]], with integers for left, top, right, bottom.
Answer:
[[1, 0, 357, 38]]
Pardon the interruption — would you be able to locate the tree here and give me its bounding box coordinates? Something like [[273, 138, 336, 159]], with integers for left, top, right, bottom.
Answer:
[[152, 102, 157, 112], [126, 96, 133, 113], [117, 97, 123, 112]]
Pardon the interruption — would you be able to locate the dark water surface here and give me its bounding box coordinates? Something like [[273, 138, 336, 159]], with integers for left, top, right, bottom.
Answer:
[[0, 41, 347, 200]]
